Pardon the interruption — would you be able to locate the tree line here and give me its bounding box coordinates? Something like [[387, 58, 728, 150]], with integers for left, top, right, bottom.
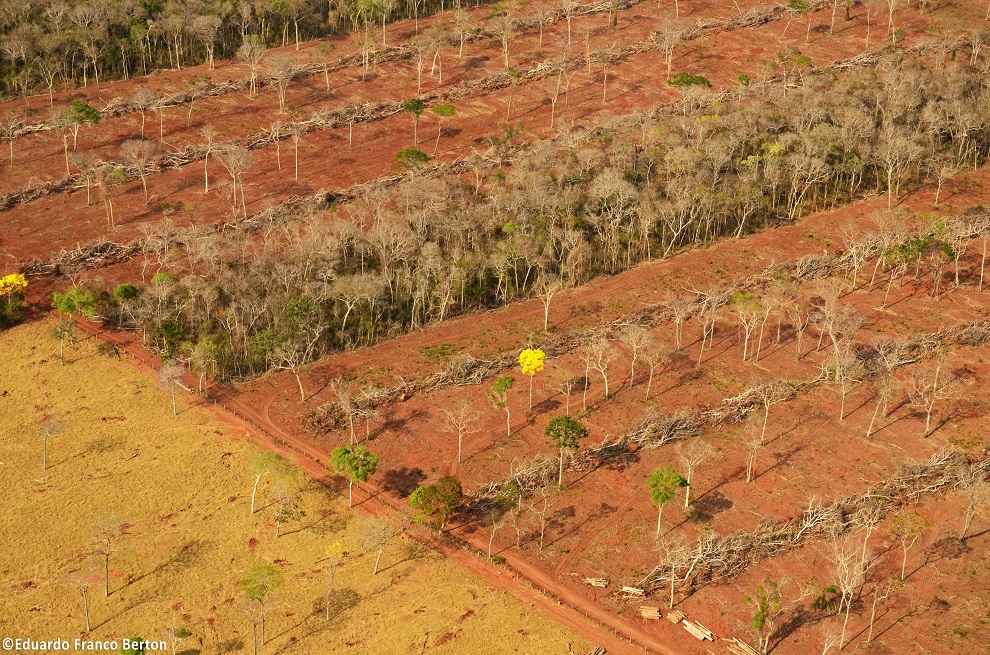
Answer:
[[65, 52, 984, 385], [0, 0, 492, 98]]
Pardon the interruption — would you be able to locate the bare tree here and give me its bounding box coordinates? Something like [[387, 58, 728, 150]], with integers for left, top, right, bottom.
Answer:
[[200, 124, 219, 193], [63, 568, 96, 631], [560, 0, 577, 44], [358, 516, 394, 575], [552, 365, 577, 415], [959, 466, 989, 539], [908, 366, 954, 436], [642, 341, 672, 400], [619, 325, 651, 385], [216, 145, 255, 218], [663, 294, 693, 349], [38, 415, 62, 471], [656, 21, 682, 78], [238, 36, 266, 96], [676, 439, 713, 507], [890, 511, 929, 580], [535, 274, 564, 332], [587, 338, 615, 397], [130, 89, 157, 139], [91, 515, 126, 597], [159, 360, 187, 416], [120, 139, 159, 203], [266, 54, 295, 112], [442, 402, 480, 464], [744, 419, 763, 484]]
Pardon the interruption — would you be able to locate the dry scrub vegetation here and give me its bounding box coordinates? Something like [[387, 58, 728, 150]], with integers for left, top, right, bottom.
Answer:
[[0, 319, 587, 654]]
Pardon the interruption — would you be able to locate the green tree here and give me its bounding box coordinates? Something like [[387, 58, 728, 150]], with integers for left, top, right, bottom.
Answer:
[[488, 375, 515, 436], [66, 99, 101, 151], [891, 511, 930, 581], [647, 466, 687, 537], [409, 476, 462, 534], [395, 147, 430, 170], [239, 564, 283, 652], [401, 98, 426, 145], [329, 444, 379, 508], [121, 638, 146, 655], [431, 102, 456, 155], [52, 286, 96, 328], [544, 415, 587, 486], [748, 579, 782, 654]]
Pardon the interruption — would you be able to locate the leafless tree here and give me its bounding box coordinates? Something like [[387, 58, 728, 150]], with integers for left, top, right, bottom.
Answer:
[[535, 274, 564, 332], [560, 0, 577, 44], [200, 124, 219, 193], [890, 511, 929, 580], [216, 145, 254, 218], [91, 515, 126, 597], [642, 341, 672, 400], [552, 365, 577, 415], [676, 439, 713, 507], [587, 338, 615, 397], [120, 139, 159, 203], [744, 420, 763, 484], [959, 466, 989, 539], [63, 568, 96, 631], [131, 89, 157, 139], [38, 415, 62, 471], [159, 360, 187, 416], [442, 402, 480, 464], [238, 36, 266, 96], [619, 325, 652, 385], [663, 294, 693, 349], [266, 54, 295, 112], [656, 21, 681, 78], [655, 531, 690, 608], [908, 365, 954, 436], [358, 517, 394, 575]]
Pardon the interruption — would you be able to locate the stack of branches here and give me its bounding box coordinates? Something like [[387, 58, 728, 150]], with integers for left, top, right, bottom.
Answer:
[[22, 240, 141, 277], [472, 454, 557, 507], [638, 449, 987, 594]]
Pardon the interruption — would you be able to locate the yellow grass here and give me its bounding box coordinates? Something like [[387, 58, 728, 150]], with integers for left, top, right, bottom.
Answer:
[[0, 319, 588, 654]]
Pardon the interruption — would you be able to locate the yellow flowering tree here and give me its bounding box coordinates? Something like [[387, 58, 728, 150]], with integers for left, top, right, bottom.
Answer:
[[0, 273, 28, 325], [519, 348, 546, 409]]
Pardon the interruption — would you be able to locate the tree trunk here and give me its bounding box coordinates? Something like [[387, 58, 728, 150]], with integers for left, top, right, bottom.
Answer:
[[251, 474, 262, 513], [348, 480, 354, 508], [104, 552, 110, 597], [656, 505, 663, 537], [374, 546, 384, 574], [82, 590, 91, 631]]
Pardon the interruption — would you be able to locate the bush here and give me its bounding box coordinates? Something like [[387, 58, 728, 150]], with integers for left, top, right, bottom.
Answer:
[[490, 555, 507, 566], [667, 72, 712, 89], [396, 148, 430, 170]]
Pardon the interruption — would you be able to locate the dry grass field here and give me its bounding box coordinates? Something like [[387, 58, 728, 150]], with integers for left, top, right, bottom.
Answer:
[[0, 318, 588, 654]]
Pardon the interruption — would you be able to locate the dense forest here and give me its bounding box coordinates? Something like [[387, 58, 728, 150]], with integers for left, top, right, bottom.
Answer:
[[76, 51, 990, 382], [0, 0, 486, 97]]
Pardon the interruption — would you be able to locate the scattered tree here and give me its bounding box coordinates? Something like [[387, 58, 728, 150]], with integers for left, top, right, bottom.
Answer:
[[158, 360, 187, 416], [488, 375, 515, 436], [676, 439, 713, 507], [519, 348, 546, 409], [239, 564, 283, 650], [545, 415, 587, 486], [329, 444, 379, 508], [409, 475, 462, 534], [648, 466, 687, 537], [890, 511, 929, 580], [442, 402, 480, 464]]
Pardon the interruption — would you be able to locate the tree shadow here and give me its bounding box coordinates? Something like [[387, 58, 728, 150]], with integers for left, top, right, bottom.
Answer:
[[381, 467, 426, 498], [688, 491, 733, 524], [532, 397, 561, 415]]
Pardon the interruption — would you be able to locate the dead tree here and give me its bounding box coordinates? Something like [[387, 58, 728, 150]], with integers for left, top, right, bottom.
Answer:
[[442, 402, 480, 464], [619, 325, 652, 385], [676, 439, 713, 507]]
